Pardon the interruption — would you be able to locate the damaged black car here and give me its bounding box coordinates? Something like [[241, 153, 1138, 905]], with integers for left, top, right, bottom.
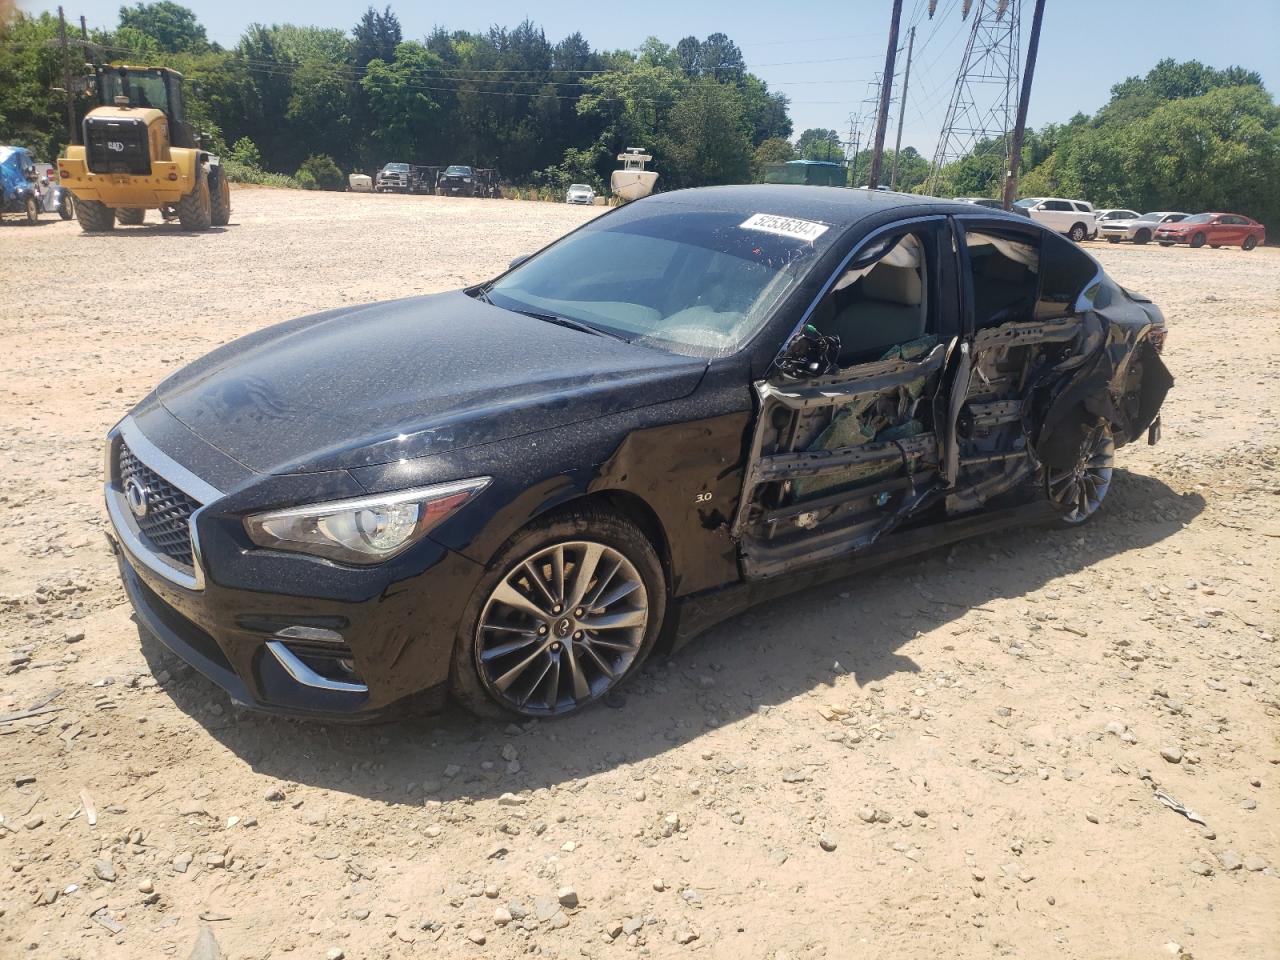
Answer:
[[104, 186, 1172, 721]]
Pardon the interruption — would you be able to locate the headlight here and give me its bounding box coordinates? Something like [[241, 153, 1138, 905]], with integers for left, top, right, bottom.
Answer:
[[463, 177, 471, 182], [243, 478, 490, 565]]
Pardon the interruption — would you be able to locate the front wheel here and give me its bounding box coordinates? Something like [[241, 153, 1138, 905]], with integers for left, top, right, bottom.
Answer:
[[209, 165, 231, 226], [175, 165, 211, 231], [1047, 423, 1115, 526], [57, 192, 73, 220], [451, 506, 666, 719], [76, 198, 115, 232], [1189, 232, 1206, 248], [23, 195, 39, 224], [1133, 229, 1151, 245], [1068, 223, 1087, 242], [1242, 235, 1257, 251]]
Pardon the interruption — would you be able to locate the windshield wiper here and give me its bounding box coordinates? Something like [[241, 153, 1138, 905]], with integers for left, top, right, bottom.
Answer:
[[511, 309, 628, 342]]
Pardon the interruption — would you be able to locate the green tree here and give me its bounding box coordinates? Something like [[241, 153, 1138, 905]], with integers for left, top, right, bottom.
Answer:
[[361, 42, 444, 160], [751, 136, 795, 181], [797, 128, 842, 161], [296, 153, 344, 190], [117, 2, 209, 53]]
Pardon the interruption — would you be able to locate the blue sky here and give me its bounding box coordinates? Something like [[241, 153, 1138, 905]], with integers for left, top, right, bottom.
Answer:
[[23, 0, 1279, 156]]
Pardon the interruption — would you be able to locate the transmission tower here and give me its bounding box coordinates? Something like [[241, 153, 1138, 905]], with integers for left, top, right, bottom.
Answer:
[[927, 0, 1021, 195]]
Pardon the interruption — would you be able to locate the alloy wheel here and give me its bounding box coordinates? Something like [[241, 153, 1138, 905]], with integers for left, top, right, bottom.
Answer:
[[475, 540, 649, 716], [1047, 424, 1115, 525]]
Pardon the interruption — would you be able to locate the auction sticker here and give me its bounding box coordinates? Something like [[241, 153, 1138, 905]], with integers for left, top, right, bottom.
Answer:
[[740, 213, 829, 243]]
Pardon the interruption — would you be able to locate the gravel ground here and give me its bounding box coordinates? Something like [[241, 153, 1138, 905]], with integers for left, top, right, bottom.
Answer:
[[1, 188, 1277, 960]]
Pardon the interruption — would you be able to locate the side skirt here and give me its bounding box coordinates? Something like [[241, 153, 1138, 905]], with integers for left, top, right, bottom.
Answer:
[[664, 499, 1055, 652]]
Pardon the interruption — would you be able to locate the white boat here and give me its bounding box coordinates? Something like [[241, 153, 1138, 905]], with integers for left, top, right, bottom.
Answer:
[[610, 148, 658, 201], [348, 173, 373, 193]]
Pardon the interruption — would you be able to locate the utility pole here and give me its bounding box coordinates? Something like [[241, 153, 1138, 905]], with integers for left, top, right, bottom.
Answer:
[[57, 6, 76, 146], [889, 25, 915, 190], [1002, 0, 1046, 209], [866, 0, 904, 189], [80, 15, 89, 43]]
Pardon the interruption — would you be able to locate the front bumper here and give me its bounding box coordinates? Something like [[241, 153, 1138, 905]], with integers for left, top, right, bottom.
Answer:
[[105, 416, 483, 720]]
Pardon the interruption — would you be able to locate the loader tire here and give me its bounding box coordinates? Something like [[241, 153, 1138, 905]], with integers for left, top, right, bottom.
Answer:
[[209, 165, 231, 226], [76, 198, 116, 232], [176, 166, 211, 231], [115, 208, 145, 225]]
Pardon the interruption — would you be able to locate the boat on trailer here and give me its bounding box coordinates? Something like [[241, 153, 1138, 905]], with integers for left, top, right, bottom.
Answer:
[[610, 147, 658, 201]]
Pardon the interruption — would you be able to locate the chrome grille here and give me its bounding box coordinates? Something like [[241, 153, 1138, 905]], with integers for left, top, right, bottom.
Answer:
[[117, 442, 201, 568]]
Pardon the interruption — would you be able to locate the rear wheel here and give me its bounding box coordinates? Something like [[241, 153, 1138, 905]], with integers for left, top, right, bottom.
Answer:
[[23, 195, 38, 225], [1189, 232, 1206, 248], [76, 198, 116, 232], [175, 166, 211, 231], [451, 506, 665, 719], [209, 165, 231, 226], [1047, 423, 1115, 526], [1242, 235, 1257, 251], [1133, 229, 1151, 245], [1068, 223, 1087, 242], [57, 192, 73, 220], [115, 208, 145, 225]]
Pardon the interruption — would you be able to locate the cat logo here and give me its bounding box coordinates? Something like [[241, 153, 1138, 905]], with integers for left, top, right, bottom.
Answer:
[[107, 141, 125, 152]]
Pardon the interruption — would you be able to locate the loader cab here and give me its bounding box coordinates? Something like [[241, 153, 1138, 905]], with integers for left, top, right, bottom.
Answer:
[[94, 65, 197, 148]]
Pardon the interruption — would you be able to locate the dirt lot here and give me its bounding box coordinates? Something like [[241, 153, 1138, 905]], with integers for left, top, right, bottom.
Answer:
[[1, 188, 1277, 960]]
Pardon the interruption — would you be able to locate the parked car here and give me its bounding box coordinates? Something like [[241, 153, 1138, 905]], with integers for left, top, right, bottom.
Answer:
[[1154, 212, 1265, 250], [375, 163, 433, 194], [953, 197, 1032, 218], [438, 165, 477, 196], [1100, 211, 1187, 244], [0, 144, 42, 224], [1014, 197, 1097, 241], [104, 186, 1171, 721], [565, 184, 596, 205], [1093, 209, 1141, 232]]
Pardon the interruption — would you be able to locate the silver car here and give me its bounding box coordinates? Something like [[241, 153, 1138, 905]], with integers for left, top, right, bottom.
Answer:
[[1101, 211, 1189, 245], [565, 183, 595, 205]]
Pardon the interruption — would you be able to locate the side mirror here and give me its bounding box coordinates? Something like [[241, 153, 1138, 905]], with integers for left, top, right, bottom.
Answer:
[[776, 324, 840, 379], [508, 254, 531, 270]]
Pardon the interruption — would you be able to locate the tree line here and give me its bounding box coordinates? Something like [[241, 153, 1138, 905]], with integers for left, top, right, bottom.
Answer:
[[1, 3, 1275, 228], [0, 3, 792, 193]]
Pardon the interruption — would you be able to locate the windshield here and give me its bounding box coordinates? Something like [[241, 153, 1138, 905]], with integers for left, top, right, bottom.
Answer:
[[1013, 198, 1039, 208], [445, 165, 472, 176], [99, 69, 170, 112], [383, 163, 409, 172], [1181, 213, 1213, 224], [1135, 213, 1161, 221], [483, 205, 831, 358], [569, 184, 590, 191]]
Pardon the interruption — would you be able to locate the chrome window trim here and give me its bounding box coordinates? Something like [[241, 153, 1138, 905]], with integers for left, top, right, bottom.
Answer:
[[781, 214, 950, 357], [266, 641, 368, 694], [105, 417, 223, 592]]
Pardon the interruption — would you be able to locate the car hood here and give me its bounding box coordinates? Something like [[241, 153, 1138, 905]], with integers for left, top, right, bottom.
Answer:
[[157, 291, 708, 475]]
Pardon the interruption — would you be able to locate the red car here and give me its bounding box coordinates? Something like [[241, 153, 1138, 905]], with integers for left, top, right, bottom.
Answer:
[[1154, 212, 1265, 250]]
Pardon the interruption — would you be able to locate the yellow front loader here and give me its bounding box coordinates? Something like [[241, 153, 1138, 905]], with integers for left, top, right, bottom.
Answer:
[[59, 64, 230, 232]]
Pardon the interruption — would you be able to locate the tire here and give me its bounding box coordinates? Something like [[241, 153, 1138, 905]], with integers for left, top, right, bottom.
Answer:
[[1068, 223, 1086, 242], [115, 208, 145, 225], [58, 193, 73, 220], [1106, 237, 1120, 243], [1046, 422, 1115, 527], [1133, 229, 1151, 245], [175, 165, 211, 231], [450, 505, 666, 719], [23, 195, 38, 225], [76, 198, 116, 232], [1158, 241, 1174, 247], [1210, 244, 1221, 249], [209, 165, 231, 226], [1242, 235, 1258, 251], [1189, 232, 1206, 249]]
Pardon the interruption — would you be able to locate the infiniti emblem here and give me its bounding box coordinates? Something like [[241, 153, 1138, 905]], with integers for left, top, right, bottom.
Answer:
[[125, 477, 150, 518], [554, 618, 573, 639]]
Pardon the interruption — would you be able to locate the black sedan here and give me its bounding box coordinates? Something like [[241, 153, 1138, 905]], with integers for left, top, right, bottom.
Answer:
[[105, 186, 1172, 721]]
